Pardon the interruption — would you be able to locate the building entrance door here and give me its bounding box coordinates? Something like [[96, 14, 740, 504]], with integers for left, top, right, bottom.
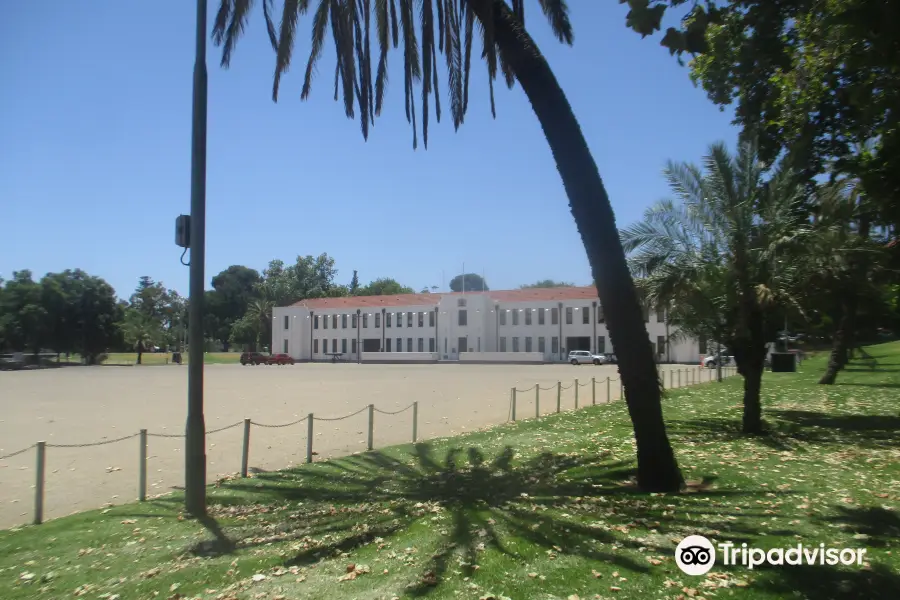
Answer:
[[457, 336, 468, 357]]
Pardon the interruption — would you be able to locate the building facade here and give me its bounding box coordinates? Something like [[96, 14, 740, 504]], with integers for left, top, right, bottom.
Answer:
[[272, 286, 701, 363]]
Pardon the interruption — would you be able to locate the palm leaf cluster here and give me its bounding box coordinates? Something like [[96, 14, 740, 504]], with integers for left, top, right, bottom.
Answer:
[[620, 140, 811, 344], [212, 0, 573, 148]]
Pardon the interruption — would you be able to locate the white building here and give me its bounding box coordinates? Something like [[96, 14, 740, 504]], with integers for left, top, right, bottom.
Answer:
[[272, 286, 701, 363]]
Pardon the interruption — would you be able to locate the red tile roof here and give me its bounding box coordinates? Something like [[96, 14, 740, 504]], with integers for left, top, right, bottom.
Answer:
[[290, 286, 598, 309]]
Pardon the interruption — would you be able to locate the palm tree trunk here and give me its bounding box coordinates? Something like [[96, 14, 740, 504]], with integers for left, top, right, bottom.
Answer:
[[472, 0, 682, 491], [819, 292, 857, 384]]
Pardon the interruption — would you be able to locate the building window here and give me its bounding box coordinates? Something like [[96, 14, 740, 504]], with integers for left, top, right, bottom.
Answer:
[[342, 314, 348, 328], [582, 306, 589, 324], [457, 298, 467, 307], [386, 338, 392, 352], [657, 335, 666, 356], [323, 339, 328, 353], [363, 313, 369, 328], [352, 314, 358, 328], [458, 310, 467, 326], [407, 311, 413, 327], [538, 337, 545, 353], [551, 336, 559, 354], [566, 307, 573, 324], [538, 308, 545, 325], [314, 339, 319, 354], [332, 314, 338, 329], [429, 311, 435, 327], [525, 337, 533, 352], [500, 310, 507, 326], [396, 337, 402, 352], [444, 338, 448, 354], [656, 305, 666, 323], [699, 336, 707, 354], [284, 315, 289, 330], [551, 307, 559, 325], [375, 313, 381, 328], [525, 308, 532, 325], [418, 338, 424, 352], [352, 338, 357, 354], [314, 315, 320, 329], [407, 338, 413, 352], [597, 336, 606, 353], [512, 337, 520, 352], [417, 312, 424, 327], [397, 311, 403, 327], [512, 310, 519, 326], [597, 304, 605, 323], [333, 338, 337, 354], [342, 339, 347, 353], [386, 312, 392, 327], [499, 337, 507, 351], [324, 315, 328, 330], [429, 337, 435, 352], [283, 339, 289, 353]]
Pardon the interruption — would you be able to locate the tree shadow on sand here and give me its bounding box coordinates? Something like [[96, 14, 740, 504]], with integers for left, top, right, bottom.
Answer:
[[191, 444, 791, 596]]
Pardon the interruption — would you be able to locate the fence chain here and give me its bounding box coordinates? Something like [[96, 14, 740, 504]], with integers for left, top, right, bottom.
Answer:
[[515, 384, 537, 393], [373, 403, 414, 416], [46, 433, 140, 448], [0, 445, 35, 461], [251, 417, 306, 429], [314, 405, 370, 422], [539, 384, 556, 391], [559, 382, 574, 390], [207, 421, 244, 435], [147, 432, 185, 439], [578, 380, 591, 387]]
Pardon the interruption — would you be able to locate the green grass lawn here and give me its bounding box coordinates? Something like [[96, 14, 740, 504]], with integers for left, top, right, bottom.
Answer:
[[2, 344, 898, 600], [96, 352, 242, 366]]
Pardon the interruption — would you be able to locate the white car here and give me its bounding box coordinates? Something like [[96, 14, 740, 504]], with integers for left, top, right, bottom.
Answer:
[[703, 353, 735, 368], [568, 350, 607, 365]]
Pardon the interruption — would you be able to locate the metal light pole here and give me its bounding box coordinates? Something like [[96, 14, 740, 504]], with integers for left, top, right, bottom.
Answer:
[[185, 0, 209, 517]]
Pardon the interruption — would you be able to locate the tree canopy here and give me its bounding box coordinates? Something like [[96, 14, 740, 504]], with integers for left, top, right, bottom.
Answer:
[[449, 273, 488, 292], [520, 279, 575, 289]]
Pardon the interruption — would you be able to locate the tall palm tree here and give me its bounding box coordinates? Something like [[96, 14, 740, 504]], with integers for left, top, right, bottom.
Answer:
[[213, 0, 683, 491], [621, 140, 809, 434], [246, 297, 276, 351]]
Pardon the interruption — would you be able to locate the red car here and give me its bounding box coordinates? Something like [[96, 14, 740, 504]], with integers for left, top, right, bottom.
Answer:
[[266, 353, 295, 365]]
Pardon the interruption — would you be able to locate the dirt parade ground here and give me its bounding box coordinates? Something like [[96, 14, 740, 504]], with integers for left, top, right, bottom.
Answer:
[[0, 361, 701, 528]]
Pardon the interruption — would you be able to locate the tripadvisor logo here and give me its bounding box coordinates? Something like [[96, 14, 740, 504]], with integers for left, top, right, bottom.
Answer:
[[675, 535, 868, 575]]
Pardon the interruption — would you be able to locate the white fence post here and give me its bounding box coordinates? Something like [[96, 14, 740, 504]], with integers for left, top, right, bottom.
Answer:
[[556, 381, 561, 413], [306, 413, 314, 463], [511, 387, 517, 421], [591, 377, 596, 405], [138, 429, 147, 501], [575, 379, 579, 409], [535, 385, 540, 419], [34, 441, 46, 525], [367, 404, 374, 451], [412, 401, 418, 443], [241, 419, 251, 478]]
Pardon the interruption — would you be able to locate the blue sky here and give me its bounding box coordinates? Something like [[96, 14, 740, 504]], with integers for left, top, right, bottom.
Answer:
[[0, 1, 738, 299]]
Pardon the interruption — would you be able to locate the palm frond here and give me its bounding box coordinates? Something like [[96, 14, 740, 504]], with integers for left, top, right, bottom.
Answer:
[[273, 0, 306, 101], [537, 0, 573, 44]]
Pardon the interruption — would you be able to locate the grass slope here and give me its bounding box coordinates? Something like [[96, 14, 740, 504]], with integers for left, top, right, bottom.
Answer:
[[2, 344, 898, 600], [99, 352, 242, 366]]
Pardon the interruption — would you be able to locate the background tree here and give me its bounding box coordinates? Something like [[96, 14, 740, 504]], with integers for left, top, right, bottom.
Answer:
[[520, 279, 575, 289], [0, 270, 46, 354], [621, 140, 809, 433], [349, 270, 360, 295], [205, 265, 262, 349], [121, 308, 162, 365], [449, 273, 488, 292], [358, 278, 415, 296], [214, 0, 684, 491]]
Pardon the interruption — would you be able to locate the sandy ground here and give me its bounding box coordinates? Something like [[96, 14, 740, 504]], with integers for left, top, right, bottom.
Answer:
[[0, 362, 706, 528]]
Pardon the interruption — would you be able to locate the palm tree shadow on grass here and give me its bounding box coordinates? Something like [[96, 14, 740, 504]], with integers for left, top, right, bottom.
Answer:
[[195, 444, 788, 595]]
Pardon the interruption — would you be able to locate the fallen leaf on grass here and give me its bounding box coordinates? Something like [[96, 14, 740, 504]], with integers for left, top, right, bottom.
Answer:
[[140, 567, 161, 579]]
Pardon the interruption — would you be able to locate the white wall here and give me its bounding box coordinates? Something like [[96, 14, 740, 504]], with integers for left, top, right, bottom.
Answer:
[[361, 352, 438, 363], [460, 352, 543, 363]]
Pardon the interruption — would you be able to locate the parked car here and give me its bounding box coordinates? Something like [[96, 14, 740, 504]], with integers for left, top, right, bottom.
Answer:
[[240, 352, 268, 366], [266, 353, 295, 366], [703, 353, 735, 368], [568, 350, 608, 365]]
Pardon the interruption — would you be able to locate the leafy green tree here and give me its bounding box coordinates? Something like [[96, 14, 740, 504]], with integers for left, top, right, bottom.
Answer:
[[449, 273, 488, 292], [0, 270, 46, 354], [121, 308, 163, 365], [205, 265, 261, 349], [624, 0, 900, 228], [358, 278, 416, 296], [214, 0, 683, 491], [520, 279, 575, 289], [349, 270, 360, 294], [621, 139, 809, 433]]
